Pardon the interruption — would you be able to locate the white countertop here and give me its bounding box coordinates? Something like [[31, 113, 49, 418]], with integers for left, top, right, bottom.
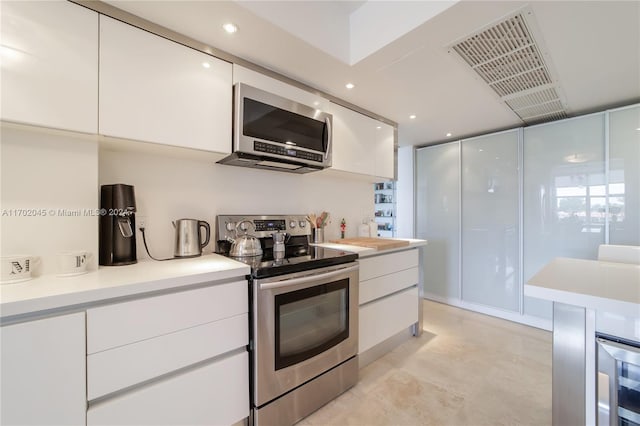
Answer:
[[525, 257, 640, 318], [0, 254, 250, 319], [314, 238, 427, 258]]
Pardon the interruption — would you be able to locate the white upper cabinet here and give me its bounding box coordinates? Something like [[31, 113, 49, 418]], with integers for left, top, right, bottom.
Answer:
[[328, 102, 395, 179], [374, 122, 395, 179], [99, 16, 232, 153], [232, 64, 329, 111], [0, 1, 98, 133], [328, 102, 376, 176]]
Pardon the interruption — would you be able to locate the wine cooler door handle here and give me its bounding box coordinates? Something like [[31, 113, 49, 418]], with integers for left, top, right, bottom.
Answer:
[[597, 339, 619, 426]]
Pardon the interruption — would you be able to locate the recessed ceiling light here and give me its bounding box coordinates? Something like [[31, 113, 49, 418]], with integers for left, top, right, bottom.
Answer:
[[313, 101, 320, 106], [636, 127, 640, 131], [223, 23, 238, 34], [376, 126, 381, 130], [345, 83, 355, 89], [409, 115, 416, 119], [446, 133, 452, 137], [202, 62, 210, 69]]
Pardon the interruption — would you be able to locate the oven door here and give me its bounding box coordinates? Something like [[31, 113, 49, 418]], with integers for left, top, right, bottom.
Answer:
[[252, 262, 358, 408]]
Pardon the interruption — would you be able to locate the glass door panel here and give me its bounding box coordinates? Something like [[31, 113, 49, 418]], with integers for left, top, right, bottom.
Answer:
[[461, 130, 520, 312], [416, 143, 460, 299], [609, 105, 640, 245], [523, 113, 605, 318], [275, 279, 348, 370]]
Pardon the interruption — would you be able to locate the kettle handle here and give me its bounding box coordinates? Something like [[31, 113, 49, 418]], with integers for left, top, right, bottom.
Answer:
[[199, 221, 211, 250]]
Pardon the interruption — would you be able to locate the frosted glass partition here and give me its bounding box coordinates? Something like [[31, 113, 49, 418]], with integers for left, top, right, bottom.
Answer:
[[609, 105, 640, 245], [416, 143, 460, 300], [461, 130, 520, 312], [523, 113, 605, 318]]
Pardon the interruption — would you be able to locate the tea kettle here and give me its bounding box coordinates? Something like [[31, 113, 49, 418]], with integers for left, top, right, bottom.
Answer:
[[227, 220, 263, 257], [172, 219, 211, 258]]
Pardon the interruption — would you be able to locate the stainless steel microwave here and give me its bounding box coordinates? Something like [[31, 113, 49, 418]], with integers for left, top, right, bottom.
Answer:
[[218, 83, 332, 174]]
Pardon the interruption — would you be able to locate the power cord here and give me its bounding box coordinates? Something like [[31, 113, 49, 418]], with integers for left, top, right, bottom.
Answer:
[[139, 227, 176, 261]]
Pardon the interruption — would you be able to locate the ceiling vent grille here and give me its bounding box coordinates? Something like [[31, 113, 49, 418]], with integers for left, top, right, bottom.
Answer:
[[451, 13, 567, 124]]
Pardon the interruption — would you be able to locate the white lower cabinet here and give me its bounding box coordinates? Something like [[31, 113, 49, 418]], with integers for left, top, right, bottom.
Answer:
[[0, 312, 86, 425], [358, 249, 420, 354], [359, 286, 419, 353], [86, 281, 250, 425], [87, 351, 249, 426]]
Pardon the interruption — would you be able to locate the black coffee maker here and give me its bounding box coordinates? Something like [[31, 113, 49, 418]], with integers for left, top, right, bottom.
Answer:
[[100, 184, 137, 266]]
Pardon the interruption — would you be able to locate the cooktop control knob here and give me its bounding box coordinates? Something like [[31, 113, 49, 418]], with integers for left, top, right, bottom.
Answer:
[[289, 220, 297, 229], [238, 221, 250, 232], [299, 220, 306, 228], [225, 222, 236, 232]]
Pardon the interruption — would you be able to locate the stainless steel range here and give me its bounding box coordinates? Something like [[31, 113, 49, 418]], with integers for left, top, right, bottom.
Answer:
[[216, 215, 359, 426]]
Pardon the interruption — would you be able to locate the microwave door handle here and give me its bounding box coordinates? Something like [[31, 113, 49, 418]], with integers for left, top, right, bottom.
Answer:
[[259, 264, 358, 290], [324, 117, 332, 160]]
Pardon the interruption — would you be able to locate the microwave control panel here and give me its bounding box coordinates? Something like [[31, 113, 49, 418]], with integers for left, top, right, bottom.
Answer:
[[254, 141, 323, 163]]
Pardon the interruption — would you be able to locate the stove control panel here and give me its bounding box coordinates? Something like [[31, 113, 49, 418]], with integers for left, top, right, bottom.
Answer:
[[216, 214, 311, 241]]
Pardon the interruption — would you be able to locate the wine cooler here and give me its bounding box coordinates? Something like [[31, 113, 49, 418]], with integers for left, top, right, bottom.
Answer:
[[598, 335, 640, 426]]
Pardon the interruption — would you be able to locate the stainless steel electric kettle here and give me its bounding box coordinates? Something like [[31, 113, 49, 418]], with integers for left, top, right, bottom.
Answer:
[[172, 219, 211, 258]]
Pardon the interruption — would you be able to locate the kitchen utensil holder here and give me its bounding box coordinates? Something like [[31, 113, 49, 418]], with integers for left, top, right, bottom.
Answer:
[[313, 228, 324, 244]]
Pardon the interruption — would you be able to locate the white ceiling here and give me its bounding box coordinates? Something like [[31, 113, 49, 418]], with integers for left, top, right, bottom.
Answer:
[[104, 1, 640, 147]]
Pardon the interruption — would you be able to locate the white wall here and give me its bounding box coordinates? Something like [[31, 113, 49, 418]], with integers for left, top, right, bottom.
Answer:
[[99, 148, 374, 260], [1, 125, 99, 275], [0, 124, 375, 273], [395, 146, 414, 238]]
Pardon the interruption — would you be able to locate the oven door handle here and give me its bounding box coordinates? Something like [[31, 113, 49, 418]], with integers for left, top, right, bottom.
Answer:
[[259, 264, 358, 290]]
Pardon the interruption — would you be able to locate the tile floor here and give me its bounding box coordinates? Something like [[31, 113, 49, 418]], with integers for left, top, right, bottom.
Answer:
[[299, 300, 552, 426]]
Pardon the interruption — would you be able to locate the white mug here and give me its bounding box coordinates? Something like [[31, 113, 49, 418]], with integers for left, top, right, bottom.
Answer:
[[1, 255, 39, 284], [56, 251, 91, 277]]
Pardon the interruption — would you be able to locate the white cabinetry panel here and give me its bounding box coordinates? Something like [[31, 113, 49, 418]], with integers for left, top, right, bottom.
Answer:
[[87, 351, 249, 426], [359, 286, 419, 353], [374, 123, 395, 179], [328, 102, 394, 179], [232, 64, 328, 110], [0, 1, 98, 133], [88, 313, 248, 400], [87, 280, 247, 353], [358, 249, 419, 354], [359, 249, 418, 281], [99, 16, 232, 152], [1, 312, 86, 425], [360, 267, 418, 305], [328, 102, 376, 176]]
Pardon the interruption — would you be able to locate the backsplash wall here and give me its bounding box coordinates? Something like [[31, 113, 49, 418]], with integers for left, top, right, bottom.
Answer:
[[1, 125, 99, 275], [99, 148, 375, 260]]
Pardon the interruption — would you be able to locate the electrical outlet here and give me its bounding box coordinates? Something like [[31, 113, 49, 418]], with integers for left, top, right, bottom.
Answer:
[[138, 216, 147, 230]]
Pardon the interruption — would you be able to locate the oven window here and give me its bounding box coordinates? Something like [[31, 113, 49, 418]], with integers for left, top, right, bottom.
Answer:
[[275, 278, 349, 370], [243, 98, 326, 152]]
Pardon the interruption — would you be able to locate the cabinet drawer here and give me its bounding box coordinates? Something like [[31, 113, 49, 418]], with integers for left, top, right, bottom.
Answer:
[[88, 313, 248, 400], [359, 267, 418, 305], [87, 351, 249, 426], [87, 281, 247, 354], [359, 249, 418, 281], [359, 286, 418, 353]]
